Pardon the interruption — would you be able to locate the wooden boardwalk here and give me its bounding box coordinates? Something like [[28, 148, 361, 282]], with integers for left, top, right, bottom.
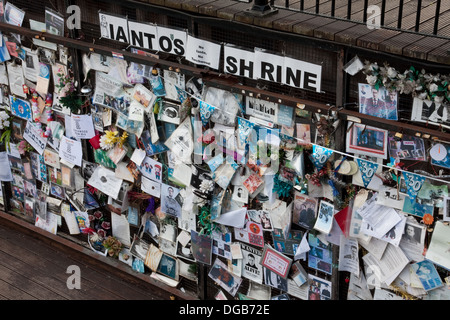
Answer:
[[0, 211, 197, 300]]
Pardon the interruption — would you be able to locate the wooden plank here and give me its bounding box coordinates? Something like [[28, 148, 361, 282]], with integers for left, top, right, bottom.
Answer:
[[0, 211, 198, 300], [182, 0, 218, 13], [378, 32, 425, 56], [292, 15, 337, 37], [0, 225, 159, 300], [0, 279, 37, 300], [0, 227, 126, 300], [356, 28, 400, 51], [0, 263, 66, 300], [0, 249, 96, 300], [313, 19, 356, 41], [272, 11, 317, 32], [253, 8, 299, 29], [403, 36, 449, 61], [197, 0, 238, 17], [334, 23, 372, 45], [426, 40, 450, 64]]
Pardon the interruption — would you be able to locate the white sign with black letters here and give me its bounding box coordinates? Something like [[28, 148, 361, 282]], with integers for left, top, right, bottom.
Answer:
[[59, 135, 83, 167], [24, 121, 48, 155], [186, 35, 221, 70], [98, 12, 129, 43]]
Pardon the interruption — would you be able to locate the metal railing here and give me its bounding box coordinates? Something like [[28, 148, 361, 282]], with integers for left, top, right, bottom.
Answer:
[[265, 0, 443, 36]]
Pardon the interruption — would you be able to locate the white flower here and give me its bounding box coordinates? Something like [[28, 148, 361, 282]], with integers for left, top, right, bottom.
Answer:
[[429, 83, 439, 92], [0, 111, 8, 120], [3, 120, 9, 128], [199, 179, 214, 193], [270, 153, 279, 161], [0, 124, 3, 130], [387, 67, 398, 79], [366, 75, 378, 86]]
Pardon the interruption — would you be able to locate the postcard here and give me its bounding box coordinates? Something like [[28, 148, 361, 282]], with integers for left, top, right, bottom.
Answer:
[[243, 173, 264, 195], [208, 258, 242, 297], [10, 95, 32, 121], [234, 221, 264, 248], [346, 122, 388, 159], [158, 101, 181, 125], [388, 133, 426, 161], [241, 243, 263, 284], [43, 148, 60, 169], [272, 229, 303, 256], [261, 244, 292, 279], [313, 200, 335, 234], [425, 221, 450, 270], [247, 210, 273, 231], [211, 231, 232, 260]]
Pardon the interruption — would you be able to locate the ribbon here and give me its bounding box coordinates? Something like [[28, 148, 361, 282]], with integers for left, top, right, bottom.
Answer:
[[145, 197, 155, 214]]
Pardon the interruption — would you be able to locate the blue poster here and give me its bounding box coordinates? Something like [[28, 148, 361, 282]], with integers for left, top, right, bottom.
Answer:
[[311, 145, 333, 170], [356, 158, 379, 188], [10, 96, 32, 121], [237, 117, 255, 147], [402, 171, 426, 203]]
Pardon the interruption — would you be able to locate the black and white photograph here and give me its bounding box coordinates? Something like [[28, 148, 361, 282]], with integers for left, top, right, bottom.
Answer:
[[130, 235, 150, 261], [232, 185, 249, 204], [158, 101, 181, 125], [264, 267, 288, 292], [81, 160, 97, 181], [160, 183, 182, 218], [158, 223, 177, 256], [247, 209, 273, 231], [411, 97, 450, 129], [402, 220, 425, 245], [176, 241, 195, 262], [313, 200, 335, 234], [190, 165, 213, 191]]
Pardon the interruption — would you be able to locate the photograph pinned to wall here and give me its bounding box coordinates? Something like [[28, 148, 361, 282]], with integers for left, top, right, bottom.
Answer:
[[10, 198, 24, 214], [190, 165, 213, 191], [247, 210, 273, 231], [160, 184, 182, 218], [208, 258, 242, 297], [411, 97, 450, 129], [9, 155, 24, 173], [43, 148, 60, 169], [157, 253, 179, 281], [263, 267, 288, 292], [211, 231, 232, 260], [23, 179, 36, 198], [292, 191, 317, 230], [346, 122, 388, 159], [11, 118, 24, 140], [12, 185, 24, 201], [190, 230, 212, 265], [358, 83, 398, 120], [243, 173, 264, 195], [313, 200, 335, 234], [50, 182, 65, 199], [387, 133, 426, 161], [402, 195, 434, 218], [163, 69, 186, 102], [272, 229, 303, 256], [138, 156, 162, 183], [9, 95, 32, 121], [289, 261, 308, 287], [140, 130, 169, 157], [61, 164, 74, 189], [308, 233, 333, 275], [176, 240, 196, 262], [24, 196, 35, 218], [132, 83, 157, 111], [45, 7, 64, 36], [296, 123, 311, 146], [158, 101, 181, 125], [417, 181, 448, 208], [231, 185, 249, 204], [308, 274, 332, 300], [48, 167, 62, 185], [411, 260, 444, 291], [130, 235, 151, 262]]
